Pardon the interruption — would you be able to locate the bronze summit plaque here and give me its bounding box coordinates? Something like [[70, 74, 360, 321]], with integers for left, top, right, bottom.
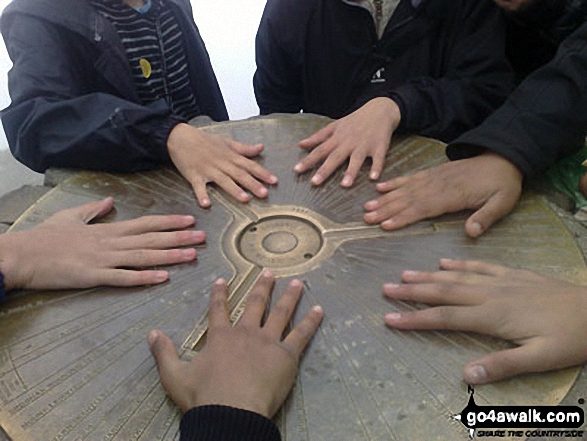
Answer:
[[0, 115, 584, 441]]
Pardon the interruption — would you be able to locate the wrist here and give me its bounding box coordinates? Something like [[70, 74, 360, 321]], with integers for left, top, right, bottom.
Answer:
[[371, 97, 401, 131], [0, 234, 17, 291]]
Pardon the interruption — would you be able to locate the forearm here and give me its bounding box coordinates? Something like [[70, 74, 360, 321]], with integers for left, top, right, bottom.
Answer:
[[3, 94, 183, 173], [447, 22, 587, 175]]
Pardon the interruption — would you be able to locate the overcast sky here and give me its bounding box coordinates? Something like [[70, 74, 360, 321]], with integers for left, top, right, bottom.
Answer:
[[0, 0, 267, 150]]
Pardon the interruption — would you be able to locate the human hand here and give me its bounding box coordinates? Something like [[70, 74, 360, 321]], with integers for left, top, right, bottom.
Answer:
[[0, 197, 204, 290], [167, 123, 278, 208], [364, 152, 522, 237], [294, 98, 401, 187], [383, 259, 587, 384], [148, 271, 323, 417]]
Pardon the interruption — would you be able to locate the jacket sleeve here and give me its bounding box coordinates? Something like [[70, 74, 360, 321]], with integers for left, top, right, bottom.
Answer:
[[253, 0, 304, 115], [446, 20, 587, 176], [179, 406, 282, 441], [360, 0, 514, 143], [1, 13, 183, 173]]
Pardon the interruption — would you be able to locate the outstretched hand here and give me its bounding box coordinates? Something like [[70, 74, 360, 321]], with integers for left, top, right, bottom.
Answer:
[[294, 98, 401, 187], [0, 197, 204, 290], [148, 271, 323, 417], [383, 259, 587, 384], [364, 153, 522, 237], [168, 123, 278, 208]]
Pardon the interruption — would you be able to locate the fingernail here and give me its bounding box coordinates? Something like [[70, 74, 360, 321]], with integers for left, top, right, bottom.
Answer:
[[439, 258, 452, 266], [269, 175, 278, 184], [193, 231, 206, 241], [215, 278, 226, 286], [312, 305, 323, 314], [383, 283, 399, 291], [291, 279, 302, 287], [259, 187, 268, 197], [466, 365, 487, 383], [147, 330, 159, 346], [470, 222, 483, 236], [382, 219, 395, 229], [294, 164, 303, 173], [385, 312, 401, 322], [181, 249, 196, 259], [182, 215, 195, 223], [365, 200, 378, 209], [155, 271, 168, 282], [403, 270, 419, 278], [240, 192, 250, 201], [202, 198, 210, 207], [341, 176, 352, 187], [370, 171, 379, 180], [312, 174, 323, 185], [263, 269, 273, 278]]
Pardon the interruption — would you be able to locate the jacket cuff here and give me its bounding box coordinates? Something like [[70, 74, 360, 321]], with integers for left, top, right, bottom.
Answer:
[[179, 405, 281, 441], [153, 115, 186, 164]]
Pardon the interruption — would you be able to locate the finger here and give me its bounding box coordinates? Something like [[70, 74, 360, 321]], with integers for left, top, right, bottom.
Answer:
[[282, 305, 324, 356], [96, 269, 170, 287], [463, 341, 555, 384], [294, 142, 331, 175], [382, 282, 480, 306], [230, 167, 269, 199], [465, 192, 519, 238], [438, 259, 508, 277], [341, 152, 366, 188], [109, 248, 197, 267], [375, 176, 407, 193], [384, 306, 484, 332], [192, 179, 212, 208], [400, 269, 491, 286], [115, 230, 206, 250], [312, 147, 348, 185], [363, 192, 410, 224], [242, 159, 278, 185], [47, 197, 115, 225], [147, 329, 184, 395], [299, 124, 334, 149], [264, 279, 303, 336], [104, 215, 196, 236], [214, 173, 251, 203], [208, 279, 230, 329], [240, 270, 275, 327], [230, 141, 264, 157], [369, 149, 387, 181]]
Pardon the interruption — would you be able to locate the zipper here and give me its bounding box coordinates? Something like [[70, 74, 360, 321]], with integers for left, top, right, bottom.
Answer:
[[374, 0, 383, 35]]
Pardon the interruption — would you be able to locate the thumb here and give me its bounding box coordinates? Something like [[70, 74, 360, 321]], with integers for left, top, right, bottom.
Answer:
[[230, 141, 264, 157], [148, 329, 182, 390], [45, 197, 115, 225], [465, 191, 518, 238], [463, 342, 548, 384]]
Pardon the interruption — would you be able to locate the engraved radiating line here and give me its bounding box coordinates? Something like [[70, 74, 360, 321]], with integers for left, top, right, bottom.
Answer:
[[298, 284, 395, 441], [210, 187, 260, 222], [312, 277, 463, 433], [106, 173, 194, 206], [5, 268, 212, 406]]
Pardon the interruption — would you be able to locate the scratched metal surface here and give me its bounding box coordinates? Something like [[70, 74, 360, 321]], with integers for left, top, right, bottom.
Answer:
[[0, 114, 585, 441]]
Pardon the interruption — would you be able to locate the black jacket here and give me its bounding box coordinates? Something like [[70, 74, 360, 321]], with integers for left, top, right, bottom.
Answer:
[[447, 0, 587, 175], [254, 0, 514, 143], [180, 406, 281, 441], [1, 0, 228, 173]]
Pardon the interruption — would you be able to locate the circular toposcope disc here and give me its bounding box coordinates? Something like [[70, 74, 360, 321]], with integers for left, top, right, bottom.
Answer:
[[0, 114, 585, 441]]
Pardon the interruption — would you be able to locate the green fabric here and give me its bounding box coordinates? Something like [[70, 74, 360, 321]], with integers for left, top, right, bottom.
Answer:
[[546, 145, 587, 209]]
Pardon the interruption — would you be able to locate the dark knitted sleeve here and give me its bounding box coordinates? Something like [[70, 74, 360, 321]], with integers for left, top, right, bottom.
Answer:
[[179, 405, 282, 441]]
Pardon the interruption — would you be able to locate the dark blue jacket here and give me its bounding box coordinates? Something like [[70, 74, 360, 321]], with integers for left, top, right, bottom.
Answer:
[[448, 0, 587, 175], [0, 0, 228, 173], [254, 0, 514, 143]]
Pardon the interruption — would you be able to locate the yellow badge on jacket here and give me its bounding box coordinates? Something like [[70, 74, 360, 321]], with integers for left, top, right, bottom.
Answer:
[[139, 59, 152, 79]]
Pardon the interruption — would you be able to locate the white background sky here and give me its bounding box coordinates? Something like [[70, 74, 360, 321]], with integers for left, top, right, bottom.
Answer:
[[0, 0, 267, 150]]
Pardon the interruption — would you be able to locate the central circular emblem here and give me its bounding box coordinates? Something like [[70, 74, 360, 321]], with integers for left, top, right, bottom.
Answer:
[[262, 231, 299, 254], [238, 215, 323, 268]]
